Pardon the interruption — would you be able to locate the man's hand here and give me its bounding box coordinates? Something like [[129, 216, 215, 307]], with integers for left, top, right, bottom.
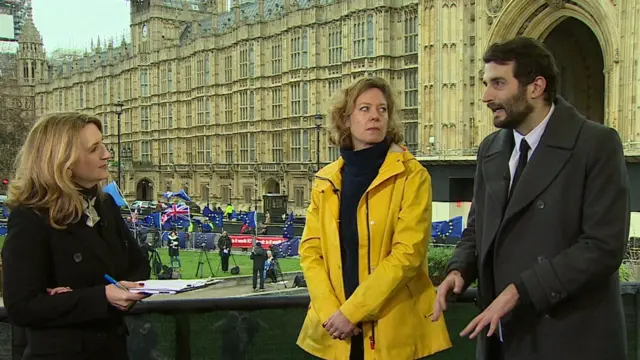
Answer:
[[460, 284, 520, 339], [323, 310, 361, 340], [432, 270, 465, 321]]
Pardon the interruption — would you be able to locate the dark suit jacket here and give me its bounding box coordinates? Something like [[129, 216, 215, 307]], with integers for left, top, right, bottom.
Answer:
[[2, 193, 150, 360], [250, 247, 267, 270], [446, 97, 629, 360]]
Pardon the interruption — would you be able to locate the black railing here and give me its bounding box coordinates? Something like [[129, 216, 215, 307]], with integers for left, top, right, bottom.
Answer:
[[2, 284, 640, 360]]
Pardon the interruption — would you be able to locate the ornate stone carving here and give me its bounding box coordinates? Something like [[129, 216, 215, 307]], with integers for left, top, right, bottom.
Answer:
[[485, 0, 504, 17], [546, 0, 566, 9]]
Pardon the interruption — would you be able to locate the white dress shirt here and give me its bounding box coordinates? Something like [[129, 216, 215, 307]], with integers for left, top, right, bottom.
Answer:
[[508, 103, 555, 190]]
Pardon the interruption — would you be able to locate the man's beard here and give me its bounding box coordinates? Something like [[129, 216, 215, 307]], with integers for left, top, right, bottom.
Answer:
[[488, 87, 534, 130]]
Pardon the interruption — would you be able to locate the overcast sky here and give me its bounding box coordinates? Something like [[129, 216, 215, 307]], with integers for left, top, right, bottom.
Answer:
[[31, 0, 130, 54]]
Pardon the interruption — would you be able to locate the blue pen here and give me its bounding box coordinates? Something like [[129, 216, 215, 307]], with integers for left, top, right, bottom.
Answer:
[[104, 274, 129, 292]]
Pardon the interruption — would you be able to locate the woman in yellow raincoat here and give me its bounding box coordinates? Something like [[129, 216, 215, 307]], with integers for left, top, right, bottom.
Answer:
[[297, 77, 452, 360]]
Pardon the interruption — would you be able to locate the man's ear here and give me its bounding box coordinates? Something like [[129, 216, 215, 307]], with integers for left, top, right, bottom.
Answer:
[[529, 76, 547, 100]]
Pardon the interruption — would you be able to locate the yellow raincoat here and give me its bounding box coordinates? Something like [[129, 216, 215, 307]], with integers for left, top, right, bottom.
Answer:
[[297, 144, 452, 360]]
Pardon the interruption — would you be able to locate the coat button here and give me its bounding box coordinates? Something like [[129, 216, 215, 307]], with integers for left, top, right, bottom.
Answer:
[[370, 220, 375, 225], [536, 200, 545, 209], [551, 291, 559, 299]]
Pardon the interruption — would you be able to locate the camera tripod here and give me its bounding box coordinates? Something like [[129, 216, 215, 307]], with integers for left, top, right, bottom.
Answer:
[[271, 258, 287, 288], [195, 244, 215, 278], [215, 250, 239, 276], [148, 248, 164, 279]]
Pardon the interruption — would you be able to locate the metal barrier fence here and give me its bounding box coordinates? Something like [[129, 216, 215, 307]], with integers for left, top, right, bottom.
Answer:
[[1, 284, 640, 360]]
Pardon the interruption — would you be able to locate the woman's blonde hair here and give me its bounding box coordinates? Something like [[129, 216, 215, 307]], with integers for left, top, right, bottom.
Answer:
[[7, 112, 104, 229], [329, 76, 403, 149]]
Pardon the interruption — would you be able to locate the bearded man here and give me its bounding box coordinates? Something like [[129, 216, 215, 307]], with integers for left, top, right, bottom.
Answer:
[[433, 36, 629, 360]]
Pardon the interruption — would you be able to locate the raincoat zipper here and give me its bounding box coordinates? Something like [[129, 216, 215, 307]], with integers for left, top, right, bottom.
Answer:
[[366, 193, 376, 351]]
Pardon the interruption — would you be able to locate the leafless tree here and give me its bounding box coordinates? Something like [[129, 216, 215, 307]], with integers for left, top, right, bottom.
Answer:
[[0, 55, 35, 189]]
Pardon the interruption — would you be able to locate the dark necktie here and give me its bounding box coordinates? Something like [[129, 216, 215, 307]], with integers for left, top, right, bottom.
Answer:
[[509, 139, 530, 199]]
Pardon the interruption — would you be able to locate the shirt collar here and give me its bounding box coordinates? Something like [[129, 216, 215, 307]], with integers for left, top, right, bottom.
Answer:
[[513, 102, 555, 153]]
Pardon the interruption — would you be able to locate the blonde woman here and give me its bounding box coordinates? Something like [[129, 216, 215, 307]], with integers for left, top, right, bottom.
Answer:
[[297, 77, 452, 359], [2, 112, 150, 360]]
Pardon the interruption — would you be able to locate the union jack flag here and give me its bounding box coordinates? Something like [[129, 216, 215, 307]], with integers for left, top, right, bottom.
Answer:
[[162, 203, 190, 223]]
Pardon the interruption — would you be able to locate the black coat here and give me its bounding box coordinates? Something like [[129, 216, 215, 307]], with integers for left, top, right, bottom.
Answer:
[[168, 236, 180, 257], [250, 247, 267, 270], [446, 98, 629, 360], [217, 235, 232, 253], [2, 193, 150, 360]]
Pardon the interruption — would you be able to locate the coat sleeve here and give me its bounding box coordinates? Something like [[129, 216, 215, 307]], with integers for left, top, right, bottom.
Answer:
[[444, 201, 479, 291], [298, 184, 342, 322], [445, 140, 484, 289], [104, 194, 150, 281], [339, 164, 432, 324], [519, 127, 629, 313], [1, 207, 110, 328]]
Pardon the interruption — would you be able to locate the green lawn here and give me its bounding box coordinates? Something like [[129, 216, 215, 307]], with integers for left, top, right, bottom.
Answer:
[[0, 235, 302, 279], [154, 249, 302, 279]]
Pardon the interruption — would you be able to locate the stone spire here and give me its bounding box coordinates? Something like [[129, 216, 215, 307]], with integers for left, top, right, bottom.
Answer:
[[17, 0, 42, 45]]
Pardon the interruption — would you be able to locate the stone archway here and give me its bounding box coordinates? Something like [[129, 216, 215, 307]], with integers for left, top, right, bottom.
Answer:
[[542, 18, 604, 123], [484, 0, 618, 127], [136, 178, 154, 201], [263, 178, 280, 194]]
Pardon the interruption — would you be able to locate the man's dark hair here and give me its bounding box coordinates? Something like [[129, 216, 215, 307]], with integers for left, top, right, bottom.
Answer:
[[483, 36, 559, 104]]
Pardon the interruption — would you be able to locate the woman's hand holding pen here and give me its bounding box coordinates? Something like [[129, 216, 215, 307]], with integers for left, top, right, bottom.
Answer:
[[106, 281, 146, 311]]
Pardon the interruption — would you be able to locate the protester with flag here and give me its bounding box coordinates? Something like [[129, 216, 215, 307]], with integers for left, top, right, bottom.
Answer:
[[296, 77, 451, 359], [2, 112, 150, 359]]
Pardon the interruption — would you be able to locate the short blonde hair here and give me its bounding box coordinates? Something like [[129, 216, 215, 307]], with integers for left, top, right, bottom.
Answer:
[[7, 112, 104, 229], [329, 76, 403, 149]]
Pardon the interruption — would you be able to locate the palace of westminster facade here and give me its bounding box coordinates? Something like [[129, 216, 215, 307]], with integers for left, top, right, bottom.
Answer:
[[12, 0, 640, 216]]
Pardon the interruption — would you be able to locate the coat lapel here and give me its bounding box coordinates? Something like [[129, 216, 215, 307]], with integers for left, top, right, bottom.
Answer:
[[97, 195, 128, 275], [67, 221, 116, 276], [66, 195, 124, 276], [480, 129, 513, 260], [366, 151, 405, 193], [502, 97, 582, 223]]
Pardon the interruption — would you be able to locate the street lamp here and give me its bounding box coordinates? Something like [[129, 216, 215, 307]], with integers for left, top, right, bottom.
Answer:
[[120, 145, 132, 192], [114, 99, 124, 188], [254, 184, 259, 213], [314, 113, 323, 171], [108, 146, 115, 172]]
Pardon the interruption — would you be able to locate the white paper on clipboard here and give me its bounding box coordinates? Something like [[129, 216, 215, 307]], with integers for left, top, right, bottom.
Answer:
[[129, 279, 220, 294]]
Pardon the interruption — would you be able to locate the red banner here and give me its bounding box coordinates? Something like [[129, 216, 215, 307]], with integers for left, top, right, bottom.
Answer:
[[230, 235, 286, 248]]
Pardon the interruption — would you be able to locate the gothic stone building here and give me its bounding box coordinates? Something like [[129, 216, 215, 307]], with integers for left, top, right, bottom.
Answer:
[[19, 0, 640, 221]]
